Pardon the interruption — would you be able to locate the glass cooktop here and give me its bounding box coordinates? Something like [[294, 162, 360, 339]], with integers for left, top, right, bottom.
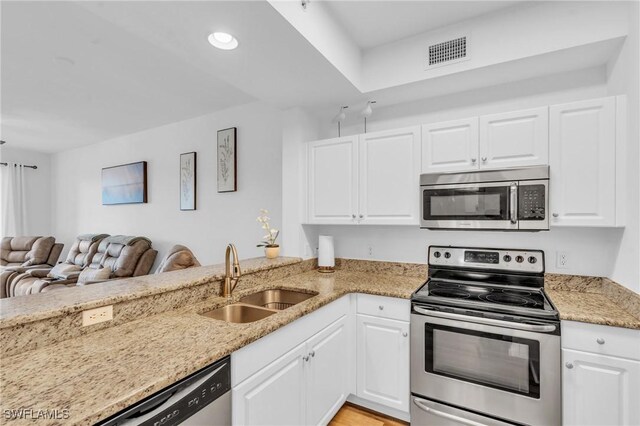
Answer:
[[413, 279, 558, 317]]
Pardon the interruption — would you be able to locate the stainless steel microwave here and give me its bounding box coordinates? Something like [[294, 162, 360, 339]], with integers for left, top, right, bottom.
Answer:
[[420, 166, 549, 231]]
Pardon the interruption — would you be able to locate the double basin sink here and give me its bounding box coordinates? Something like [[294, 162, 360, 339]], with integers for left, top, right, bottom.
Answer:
[[201, 289, 318, 323]]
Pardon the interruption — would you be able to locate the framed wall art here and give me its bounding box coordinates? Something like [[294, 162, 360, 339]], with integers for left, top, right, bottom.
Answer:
[[102, 161, 148, 205], [180, 152, 197, 210], [217, 127, 237, 193]]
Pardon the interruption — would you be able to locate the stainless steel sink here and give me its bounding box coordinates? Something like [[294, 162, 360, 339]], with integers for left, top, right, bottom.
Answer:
[[239, 289, 318, 310], [201, 304, 276, 323]]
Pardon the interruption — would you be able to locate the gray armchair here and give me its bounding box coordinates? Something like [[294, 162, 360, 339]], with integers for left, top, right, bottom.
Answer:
[[9, 235, 157, 296], [8, 234, 108, 297], [1, 236, 64, 298]]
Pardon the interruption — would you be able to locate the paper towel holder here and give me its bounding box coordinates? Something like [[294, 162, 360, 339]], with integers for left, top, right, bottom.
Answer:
[[318, 235, 335, 273]]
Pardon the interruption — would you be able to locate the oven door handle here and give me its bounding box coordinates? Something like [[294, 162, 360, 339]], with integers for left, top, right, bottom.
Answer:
[[414, 306, 557, 333], [510, 183, 518, 224], [413, 398, 488, 426]]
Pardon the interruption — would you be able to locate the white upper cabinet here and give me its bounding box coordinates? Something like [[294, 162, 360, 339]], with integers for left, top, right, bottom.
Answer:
[[306, 128, 420, 225], [549, 97, 617, 227], [479, 107, 549, 168], [421, 118, 479, 173], [307, 136, 358, 224], [359, 127, 421, 225]]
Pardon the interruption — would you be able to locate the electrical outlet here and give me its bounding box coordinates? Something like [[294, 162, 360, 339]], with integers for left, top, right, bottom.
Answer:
[[82, 305, 113, 326], [556, 251, 569, 269], [367, 244, 373, 258]]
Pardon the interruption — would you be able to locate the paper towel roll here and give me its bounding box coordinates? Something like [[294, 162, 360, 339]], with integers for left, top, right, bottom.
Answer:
[[318, 235, 335, 271]]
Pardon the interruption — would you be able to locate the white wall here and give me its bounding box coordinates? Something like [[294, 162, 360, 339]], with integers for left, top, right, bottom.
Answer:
[[287, 67, 632, 279], [51, 102, 283, 266], [362, 1, 628, 92], [608, 1, 640, 293], [0, 146, 52, 237]]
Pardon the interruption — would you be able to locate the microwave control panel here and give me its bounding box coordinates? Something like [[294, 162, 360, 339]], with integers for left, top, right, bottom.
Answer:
[[518, 185, 546, 220]]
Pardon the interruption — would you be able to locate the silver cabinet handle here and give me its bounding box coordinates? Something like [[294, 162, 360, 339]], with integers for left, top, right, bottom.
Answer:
[[413, 398, 486, 426], [378, 305, 384, 310], [402, 332, 408, 337], [509, 183, 518, 224], [481, 157, 487, 162], [352, 214, 356, 219], [553, 213, 559, 218], [310, 350, 315, 358], [471, 158, 477, 163], [597, 338, 605, 345], [303, 355, 309, 362], [414, 307, 557, 333], [565, 362, 574, 369], [359, 214, 364, 219]]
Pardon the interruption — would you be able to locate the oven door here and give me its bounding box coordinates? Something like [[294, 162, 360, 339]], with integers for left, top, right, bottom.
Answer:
[[410, 307, 561, 426], [421, 182, 518, 230]]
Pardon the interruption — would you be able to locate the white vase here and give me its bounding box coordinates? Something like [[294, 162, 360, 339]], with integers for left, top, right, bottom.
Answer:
[[265, 245, 280, 259]]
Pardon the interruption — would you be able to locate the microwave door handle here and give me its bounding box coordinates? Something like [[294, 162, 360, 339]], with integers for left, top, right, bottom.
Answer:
[[413, 398, 488, 426], [510, 183, 518, 224]]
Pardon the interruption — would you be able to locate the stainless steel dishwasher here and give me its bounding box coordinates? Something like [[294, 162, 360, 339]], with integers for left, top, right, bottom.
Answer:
[[98, 356, 231, 426]]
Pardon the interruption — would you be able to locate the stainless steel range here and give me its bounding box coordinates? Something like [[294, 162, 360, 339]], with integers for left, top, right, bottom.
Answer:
[[410, 246, 561, 426]]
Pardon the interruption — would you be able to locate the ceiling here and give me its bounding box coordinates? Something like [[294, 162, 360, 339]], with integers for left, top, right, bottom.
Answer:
[[324, 1, 525, 50], [0, 1, 360, 153], [0, 0, 622, 154]]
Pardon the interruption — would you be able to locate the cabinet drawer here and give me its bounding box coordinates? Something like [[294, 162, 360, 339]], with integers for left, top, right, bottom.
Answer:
[[562, 320, 640, 360], [357, 294, 410, 322]]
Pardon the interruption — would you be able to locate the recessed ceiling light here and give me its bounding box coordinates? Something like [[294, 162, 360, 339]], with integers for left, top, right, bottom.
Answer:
[[208, 32, 238, 50]]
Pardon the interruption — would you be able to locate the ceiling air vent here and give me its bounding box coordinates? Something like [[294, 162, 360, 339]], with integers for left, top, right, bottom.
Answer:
[[428, 36, 467, 67]]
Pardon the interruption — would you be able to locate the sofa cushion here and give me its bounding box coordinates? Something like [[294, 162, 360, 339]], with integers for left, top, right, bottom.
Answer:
[[7, 236, 40, 251], [48, 263, 82, 280], [77, 267, 111, 285], [22, 237, 56, 266]]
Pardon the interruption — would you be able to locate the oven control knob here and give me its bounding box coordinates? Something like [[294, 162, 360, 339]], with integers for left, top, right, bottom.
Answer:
[[503, 255, 512, 262], [444, 252, 451, 259], [528, 256, 537, 264], [433, 251, 441, 258], [515, 256, 524, 263]]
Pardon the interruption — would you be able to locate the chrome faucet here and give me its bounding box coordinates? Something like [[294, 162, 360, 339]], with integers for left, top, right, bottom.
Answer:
[[222, 243, 242, 298]]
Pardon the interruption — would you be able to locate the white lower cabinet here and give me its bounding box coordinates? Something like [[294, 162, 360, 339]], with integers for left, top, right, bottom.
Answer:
[[356, 314, 410, 413], [562, 321, 640, 426], [306, 317, 350, 425], [232, 294, 411, 425], [232, 297, 351, 426], [233, 343, 308, 426]]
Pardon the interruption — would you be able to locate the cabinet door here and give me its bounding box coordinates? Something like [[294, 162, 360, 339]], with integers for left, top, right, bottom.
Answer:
[[549, 98, 616, 227], [563, 348, 640, 426], [306, 316, 349, 426], [233, 343, 307, 426], [307, 136, 358, 224], [356, 314, 410, 413], [359, 127, 421, 225], [421, 118, 479, 173], [479, 107, 548, 168]]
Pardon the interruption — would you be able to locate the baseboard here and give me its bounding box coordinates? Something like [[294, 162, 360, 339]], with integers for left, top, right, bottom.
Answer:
[[346, 394, 411, 422]]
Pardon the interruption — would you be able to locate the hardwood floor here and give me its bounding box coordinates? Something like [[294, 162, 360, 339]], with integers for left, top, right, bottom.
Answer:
[[329, 403, 408, 426]]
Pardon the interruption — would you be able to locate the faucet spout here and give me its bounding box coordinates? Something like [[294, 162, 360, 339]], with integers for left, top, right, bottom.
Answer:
[[223, 243, 242, 298]]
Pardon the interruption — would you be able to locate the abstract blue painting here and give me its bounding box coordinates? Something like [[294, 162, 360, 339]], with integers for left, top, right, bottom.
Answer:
[[102, 161, 147, 205]]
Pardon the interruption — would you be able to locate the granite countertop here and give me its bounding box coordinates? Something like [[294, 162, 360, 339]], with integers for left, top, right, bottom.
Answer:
[[0, 269, 424, 425], [547, 289, 640, 329], [0, 257, 303, 328]]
